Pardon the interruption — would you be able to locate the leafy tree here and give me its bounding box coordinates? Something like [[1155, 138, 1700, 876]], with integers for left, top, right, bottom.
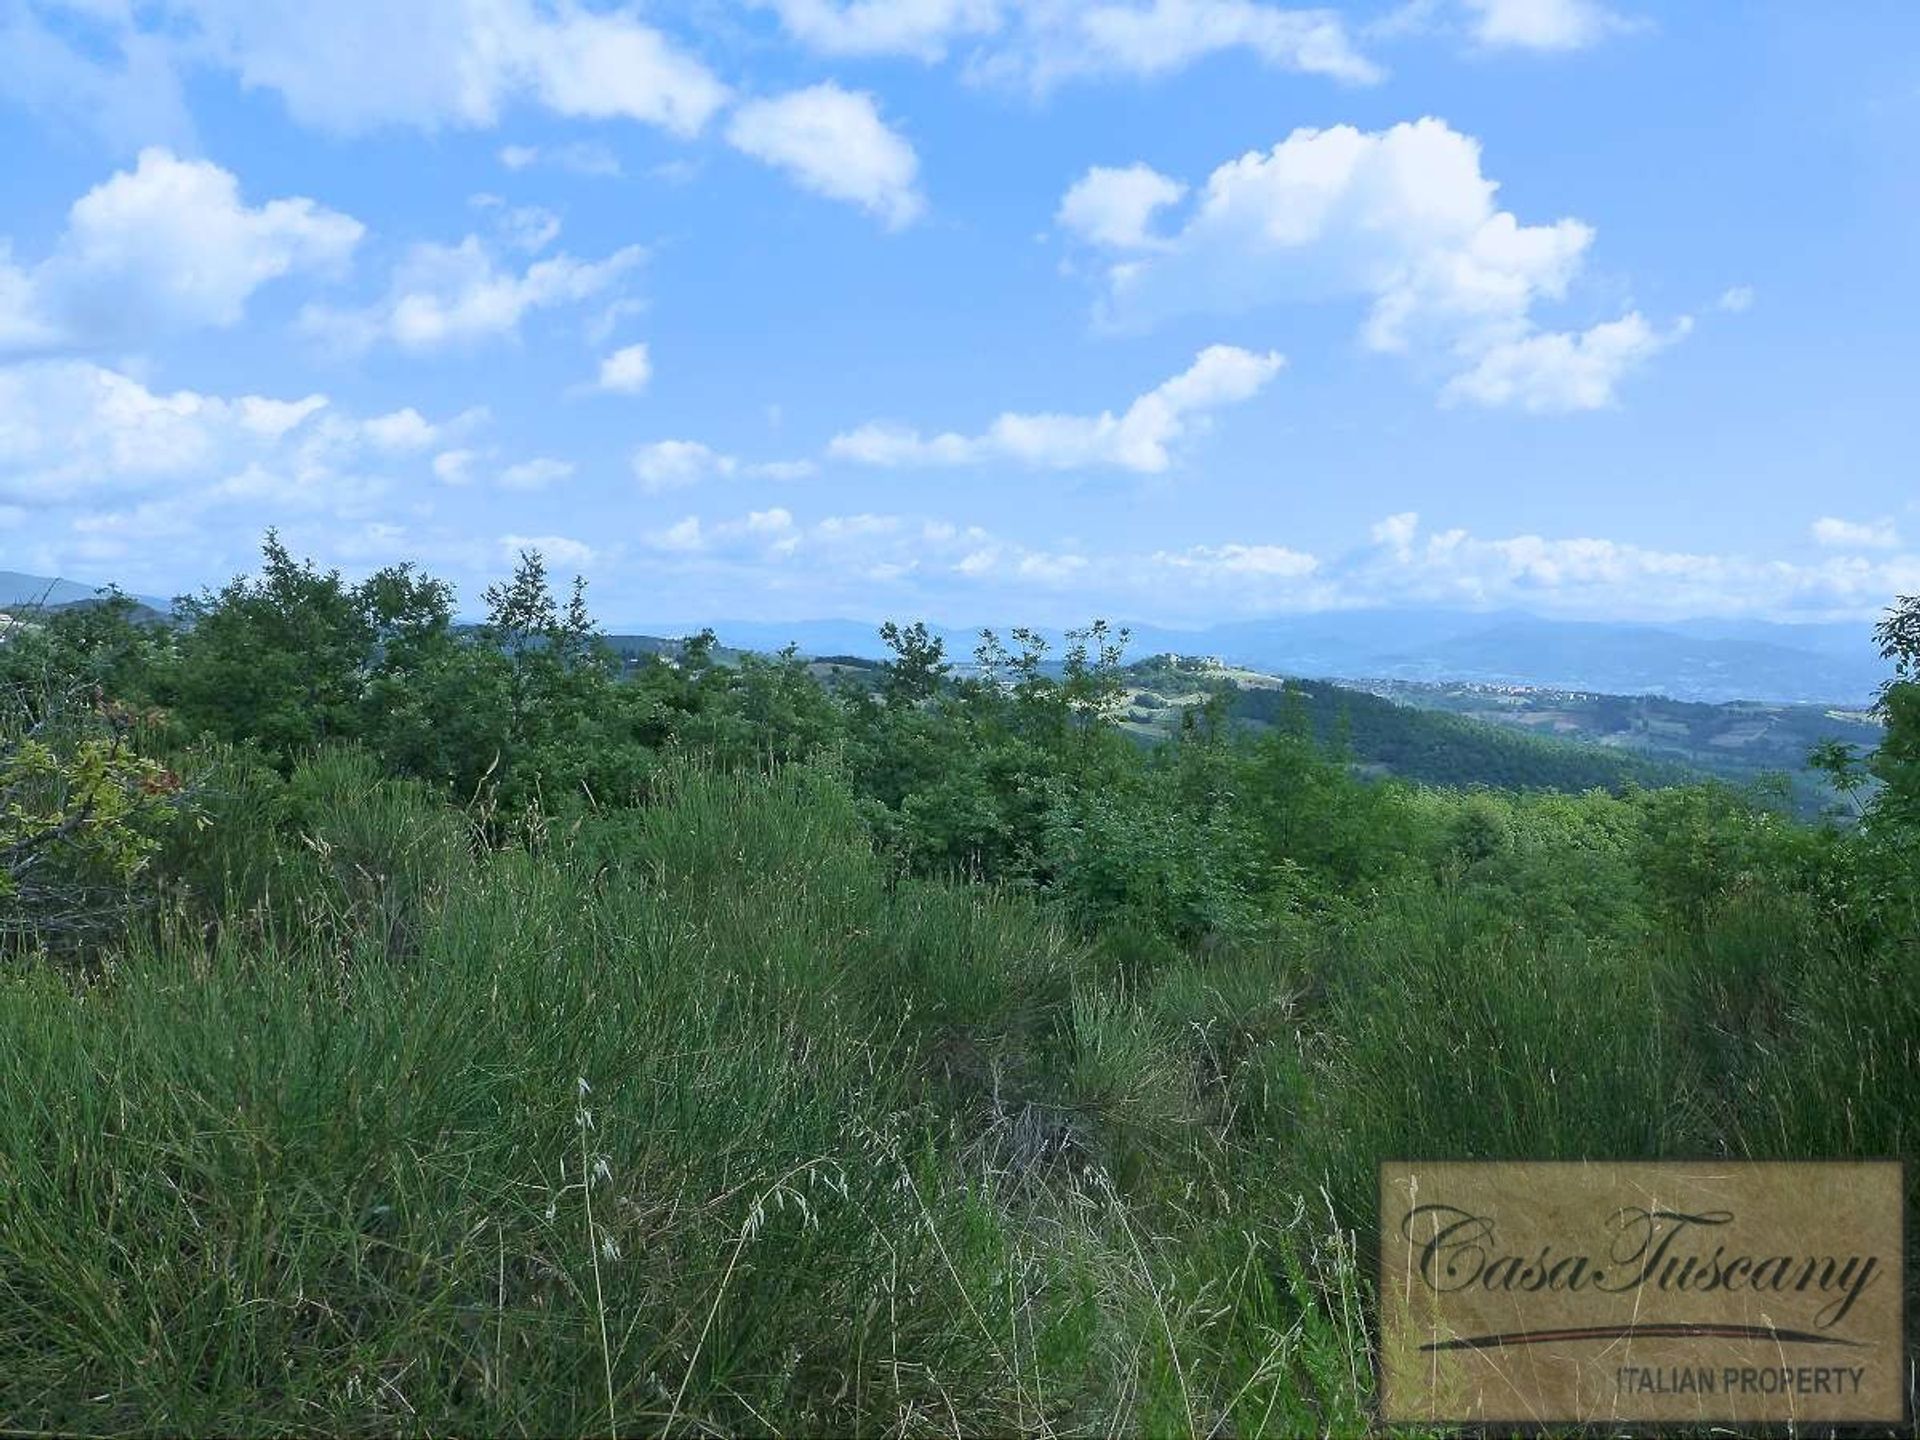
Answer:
[[877, 621, 949, 707], [170, 533, 417, 764], [1807, 738, 1872, 821], [1060, 620, 1130, 725], [1869, 593, 1920, 829]]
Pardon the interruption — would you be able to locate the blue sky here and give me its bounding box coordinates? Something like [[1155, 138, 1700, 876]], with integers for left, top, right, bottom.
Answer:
[[2, 0, 1916, 628]]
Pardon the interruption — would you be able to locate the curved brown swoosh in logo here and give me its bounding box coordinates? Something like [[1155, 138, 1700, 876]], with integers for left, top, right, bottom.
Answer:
[[1422, 1323, 1863, 1353]]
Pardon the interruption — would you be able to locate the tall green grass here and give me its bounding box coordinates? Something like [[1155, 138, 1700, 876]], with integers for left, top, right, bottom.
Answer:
[[0, 753, 1374, 1436], [3, 748, 1914, 1433]]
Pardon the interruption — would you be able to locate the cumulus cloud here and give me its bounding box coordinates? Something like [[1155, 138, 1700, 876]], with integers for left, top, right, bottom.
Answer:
[[361, 407, 441, 451], [433, 449, 479, 486], [755, 0, 1002, 59], [1023, 0, 1380, 86], [0, 147, 362, 354], [726, 84, 925, 229], [175, 0, 727, 137], [1441, 312, 1691, 413], [500, 532, 596, 567], [1717, 285, 1755, 313], [499, 457, 575, 490], [0, 356, 487, 564], [632, 440, 816, 493], [0, 0, 196, 152], [830, 344, 1283, 472], [646, 515, 707, 552], [498, 140, 623, 177], [597, 342, 654, 394], [0, 360, 321, 503], [750, 0, 1381, 87], [1460, 0, 1632, 51], [1152, 542, 1319, 578], [300, 235, 644, 353], [1337, 511, 1920, 619], [1062, 118, 1681, 409], [469, 196, 563, 254], [752, 0, 1382, 87], [1056, 165, 1187, 248], [1813, 517, 1902, 552]]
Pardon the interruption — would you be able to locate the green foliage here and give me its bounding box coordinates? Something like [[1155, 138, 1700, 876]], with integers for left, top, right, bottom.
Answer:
[[0, 692, 184, 953], [0, 589, 170, 713], [877, 618, 950, 705], [1867, 587, 1920, 830], [1, 531, 1915, 1434]]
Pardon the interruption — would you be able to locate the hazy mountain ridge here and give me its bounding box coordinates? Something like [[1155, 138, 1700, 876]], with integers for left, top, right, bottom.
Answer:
[[707, 609, 1889, 706], [0, 570, 173, 614]]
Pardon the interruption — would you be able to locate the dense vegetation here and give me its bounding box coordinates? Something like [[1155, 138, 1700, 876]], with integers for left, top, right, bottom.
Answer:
[[3, 536, 1918, 1435]]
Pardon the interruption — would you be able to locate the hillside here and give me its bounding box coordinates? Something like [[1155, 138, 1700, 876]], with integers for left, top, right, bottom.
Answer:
[[1120, 655, 1717, 798], [1360, 679, 1884, 816]]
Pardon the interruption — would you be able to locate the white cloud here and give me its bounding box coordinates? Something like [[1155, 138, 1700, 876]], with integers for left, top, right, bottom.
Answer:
[[1813, 517, 1901, 552], [1152, 542, 1319, 577], [598, 342, 654, 394], [1046, 0, 1379, 83], [1717, 285, 1754, 313], [500, 533, 596, 567], [0, 358, 469, 552], [433, 449, 479, 486], [1441, 312, 1690, 412], [172, 0, 727, 137], [499, 457, 575, 490], [1461, 0, 1630, 51], [972, 0, 1381, 91], [0, 0, 195, 152], [0, 360, 318, 502], [745, 506, 796, 534], [1372, 510, 1421, 556], [568, 497, 1920, 627], [726, 84, 925, 229], [483, 201, 562, 255], [1066, 119, 1679, 408], [362, 407, 439, 451], [632, 439, 817, 493], [1056, 165, 1187, 248], [829, 344, 1284, 472], [1341, 511, 1920, 619], [757, 0, 1002, 59], [647, 515, 707, 552], [498, 140, 623, 177], [301, 235, 644, 353], [634, 441, 735, 493], [0, 147, 362, 354], [753, 0, 1379, 88]]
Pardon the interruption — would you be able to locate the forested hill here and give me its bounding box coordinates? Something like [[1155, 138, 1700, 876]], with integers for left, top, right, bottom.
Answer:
[[1228, 676, 1701, 794], [1117, 658, 1706, 797]]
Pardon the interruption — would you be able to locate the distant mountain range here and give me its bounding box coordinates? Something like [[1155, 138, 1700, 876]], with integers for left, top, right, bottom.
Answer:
[[0, 570, 172, 614], [0, 567, 1892, 705], [703, 609, 1892, 706]]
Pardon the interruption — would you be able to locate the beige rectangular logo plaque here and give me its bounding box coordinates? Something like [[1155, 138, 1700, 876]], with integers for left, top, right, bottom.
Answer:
[[1380, 1160, 1905, 1427]]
